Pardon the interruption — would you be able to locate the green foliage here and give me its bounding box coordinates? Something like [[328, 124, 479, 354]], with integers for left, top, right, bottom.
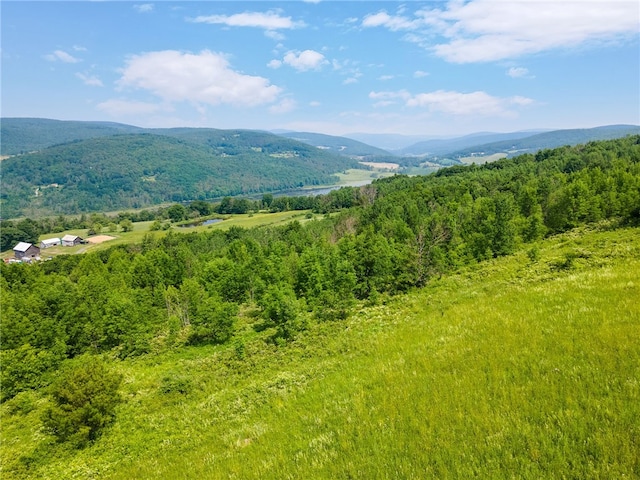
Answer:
[[1, 130, 358, 217], [41, 355, 122, 447], [260, 284, 305, 340]]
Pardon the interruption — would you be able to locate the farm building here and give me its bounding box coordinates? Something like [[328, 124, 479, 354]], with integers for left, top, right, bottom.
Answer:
[[13, 242, 41, 259], [61, 234, 83, 247], [40, 237, 61, 248]]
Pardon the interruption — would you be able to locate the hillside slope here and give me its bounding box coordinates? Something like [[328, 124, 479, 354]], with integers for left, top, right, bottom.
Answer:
[[277, 131, 393, 159], [0, 132, 358, 217], [445, 124, 640, 159], [0, 118, 144, 155], [1, 225, 638, 479]]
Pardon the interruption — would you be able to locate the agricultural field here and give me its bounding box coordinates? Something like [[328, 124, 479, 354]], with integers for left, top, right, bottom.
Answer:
[[2, 225, 638, 479], [1, 211, 317, 260], [459, 152, 508, 164]]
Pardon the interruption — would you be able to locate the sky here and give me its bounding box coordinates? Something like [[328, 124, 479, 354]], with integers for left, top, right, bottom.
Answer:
[[2, 1, 639, 137]]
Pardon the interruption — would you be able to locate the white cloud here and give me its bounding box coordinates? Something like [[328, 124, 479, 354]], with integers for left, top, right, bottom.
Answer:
[[280, 50, 328, 71], [134, 4, 153, 14], [96, 99, 165, 116], [343, 77, 359, 85], [190, 10, 304, 30], [309, 101, 321, 107], [362, 1, 639, 63], [414, 70, 430, 78], [507, 67, 533, 79], [269, 97, 297, 114], [378, 75, 395, 81], [369, 90, 411, 101], [116, 50, 282, 107], [73, 45, 87, 52], [405, 89, 534, 116], [362, 11, 422, 31], [44, 50, 81, 63], [76, 72, 103, 87]]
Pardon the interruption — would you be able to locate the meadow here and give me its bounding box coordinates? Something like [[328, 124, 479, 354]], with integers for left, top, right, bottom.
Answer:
[[1, 210, 317, 260], [2, 224, 638, 479]]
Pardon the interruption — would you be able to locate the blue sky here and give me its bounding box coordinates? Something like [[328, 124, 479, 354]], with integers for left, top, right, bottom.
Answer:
[[2, 1, 639, 136]]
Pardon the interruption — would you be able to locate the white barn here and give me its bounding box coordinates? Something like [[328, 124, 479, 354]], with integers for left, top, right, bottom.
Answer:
[[40, 237, 61, 248], [61, 234, 83, 247]]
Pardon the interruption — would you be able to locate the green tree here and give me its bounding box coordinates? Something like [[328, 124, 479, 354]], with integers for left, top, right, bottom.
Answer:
[[260, 284, 303, 340], [42, 355, 123, 447], [167, 204, 187, 223], [119, 219, 133, 232]]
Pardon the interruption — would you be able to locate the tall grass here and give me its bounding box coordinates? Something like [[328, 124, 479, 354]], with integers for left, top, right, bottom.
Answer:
[[2, 226, 638, 479]]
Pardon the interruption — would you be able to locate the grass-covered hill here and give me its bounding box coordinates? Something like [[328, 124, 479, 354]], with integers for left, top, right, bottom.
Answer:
[[0, 132, 359, 217], [1, 136, 639, 478], [1, 224, 638, 479]]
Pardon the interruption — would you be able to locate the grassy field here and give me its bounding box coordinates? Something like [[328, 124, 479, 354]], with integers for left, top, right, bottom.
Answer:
[[2, 211, 316, 260], [459, 153, 508, 164], [2, 225, 639, 479]]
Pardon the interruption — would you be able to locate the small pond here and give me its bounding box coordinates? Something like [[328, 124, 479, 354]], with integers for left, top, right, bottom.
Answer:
[[179, 218, 224, 228]]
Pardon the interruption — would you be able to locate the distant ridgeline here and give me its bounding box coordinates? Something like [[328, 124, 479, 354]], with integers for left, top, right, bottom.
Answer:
[[0, 119, 360, 217], [1, 118, 639, 218]]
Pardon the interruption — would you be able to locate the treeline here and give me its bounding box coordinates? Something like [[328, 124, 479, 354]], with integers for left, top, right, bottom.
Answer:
[[0, 189, 359, 251], [0, 132, 358, 217], [1, 136, 639, 401]]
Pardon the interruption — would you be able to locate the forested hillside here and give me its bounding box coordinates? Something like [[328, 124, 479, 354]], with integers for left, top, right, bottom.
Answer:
[[0, 118, 143, 156], [1, 136, 639, 479], [2, 135, 638, 394], [0, 132, 358, 217], [277, 131, 393, 159]]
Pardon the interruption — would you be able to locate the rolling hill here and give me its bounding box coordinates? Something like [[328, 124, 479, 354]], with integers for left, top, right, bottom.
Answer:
[[276, 131, 393, 159], [441, 125, 640, 160], [395, 130, 548, 157], [0, 132, 358, 217], [0, 118, 144, 156]]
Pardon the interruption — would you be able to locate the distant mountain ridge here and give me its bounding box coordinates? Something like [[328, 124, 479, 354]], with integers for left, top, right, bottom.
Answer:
[[0, 122, 359, 217], [276, 131, 393, 159], [443, 125, 640, 160], [396, 130, 549, 157]]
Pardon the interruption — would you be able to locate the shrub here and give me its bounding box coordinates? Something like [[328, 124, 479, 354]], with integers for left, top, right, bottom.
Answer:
[[42, 355, 123, 447]]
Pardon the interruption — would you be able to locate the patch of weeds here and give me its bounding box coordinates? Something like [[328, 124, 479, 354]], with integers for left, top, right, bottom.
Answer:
[[159, 373, 193, 395]]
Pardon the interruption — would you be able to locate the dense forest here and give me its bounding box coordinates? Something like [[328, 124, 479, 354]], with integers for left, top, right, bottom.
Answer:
[[2, 135, 639, 406], [0, 132, 359, 217]]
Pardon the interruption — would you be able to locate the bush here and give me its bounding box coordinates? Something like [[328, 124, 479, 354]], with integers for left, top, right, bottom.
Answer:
[[42, 355, 123, 447]]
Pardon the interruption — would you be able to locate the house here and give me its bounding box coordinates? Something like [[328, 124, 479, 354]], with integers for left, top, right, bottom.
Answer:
[[40, 237, 61, 248], [13, 242, 41, 259], [61, 234, 83, 247]]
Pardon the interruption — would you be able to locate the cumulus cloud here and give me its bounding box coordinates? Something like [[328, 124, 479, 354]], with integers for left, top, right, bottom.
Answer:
[[134, 4, 154, 14], [76, 72, 103, 87], [362, 1, 639, 63], [405, 90, 534, 116], [116, 50, 282, 107], [272, 50, 328, 71], [362, 11, 423, 31], [369, 89, 532, 115], [269, 97, 297, 114], [97, 99, 165, 116], [507, 67, 532, 78], [44, 50, 81, 63], [190, 10, 304, 30]]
